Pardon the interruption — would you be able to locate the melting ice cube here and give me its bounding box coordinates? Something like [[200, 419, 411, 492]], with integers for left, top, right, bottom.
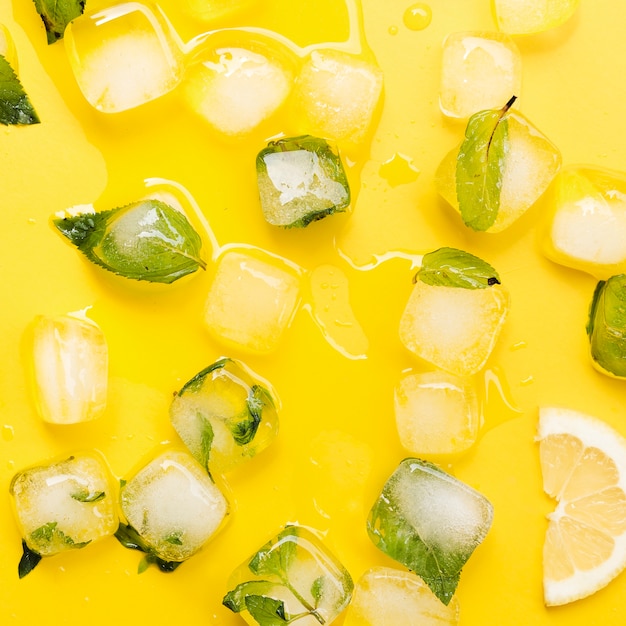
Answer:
[[493, 0, 580, 35], [183, 0, 259, 22], [65, 3, 184, 113]]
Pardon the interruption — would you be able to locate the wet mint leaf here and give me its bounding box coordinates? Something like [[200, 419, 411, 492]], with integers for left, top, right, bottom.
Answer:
[[32, 0, 85, 44], [311, 576, 324, 606], [18, 540, 42, 578], [53, 200, 206, 284], [223, 581, 276, 613], [71, 489, 105, 503], [199, 417, 214, 471], [248, 526, 298, 581], [114, 523, 182, 574], [416, 247, 500, 290], [456, 96, 516, 231], [0, 54, 40, 125], [244, 595, 290, 626]]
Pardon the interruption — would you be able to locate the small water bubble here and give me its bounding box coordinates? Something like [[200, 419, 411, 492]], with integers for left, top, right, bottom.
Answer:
[[2, 424, 14, 441], [388, 25, 399, 36], [403, 3, 432, 31]]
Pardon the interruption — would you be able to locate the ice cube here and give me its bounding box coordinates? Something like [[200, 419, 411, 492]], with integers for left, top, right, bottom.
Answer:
[[543, 166, 626, 278], [395, 371, 480, 456], [343, 566, 460, 626], [65, 3, 184, 113], [440, 31, 522, 119], [10, 453, 118, 559], [170, 357, 279, 473], [183, 46, 293, 137], [183, 0, 259, 22], [493, 0, 580, 35], [223, 525, 353, 625], [399, 281, 509, 376], [292, 49, 383, 151], [120, 449, 229, 563], [367, 458, 493, 605], [435, 110, 561, 232], [204, 248, 301, 354]]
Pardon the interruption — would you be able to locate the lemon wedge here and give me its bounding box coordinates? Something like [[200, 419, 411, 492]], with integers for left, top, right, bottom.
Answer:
[[538, 407, 626, 606]]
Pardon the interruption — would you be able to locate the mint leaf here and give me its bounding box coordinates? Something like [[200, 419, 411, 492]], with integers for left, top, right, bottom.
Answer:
[[53, 200, 206, 284], [18, 540, 42, 578], [114, 523, 182, 573], [164, 532, 183, 546], [244, 595, 290, 626], [178, 358, 230, 395], [223, 581, 276, 612], [456, 96, 516, 231], [32, 0, 85, 44], [416, 247, 500, 289], [71, 489, 105, 503], [199, 416, 214, 470], [228, 384, 273, 446], [0, 54, 40, 125], [249, 527, 299, 581], [310, 576, 324, 606]]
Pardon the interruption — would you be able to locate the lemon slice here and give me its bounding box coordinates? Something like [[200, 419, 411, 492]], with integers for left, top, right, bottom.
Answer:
[[538, 407, 626, 606]]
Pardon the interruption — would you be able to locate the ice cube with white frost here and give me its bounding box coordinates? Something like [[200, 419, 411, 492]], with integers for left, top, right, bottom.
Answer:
[[223, 525, 353, 625], [204, 248, 301, 354], [395, 371, 479, 456], [399, 280, 509, 376], [367, 458, 493, 605], [543, 166, 626, 279], [493, 0, 580, 35], [10, 452, 118, 576], [440, 31, 522, 119], [292, 49, 383, 151], [183, 46, 293, 137], [343, 566, 460, 626], [170, 357, 279, 473], [65, 3, 184, 113], [118, 449, 229, 566]]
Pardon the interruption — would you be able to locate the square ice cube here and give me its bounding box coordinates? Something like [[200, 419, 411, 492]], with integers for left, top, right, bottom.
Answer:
[[223, 525, 353, 625], [493, 0, 580, 35], [204, 248, 301, 354], [343, 566, 460, 626], [65, 3, 184, 113], [292, 49, 383, 151], [120, 449, 229, 564], [10, 453, 118, 558], [399, 281, 509, 376], [435, 110, 561, 232], [395, 371, 480, 456], [367, 458, 493, 605], [440, 31, 522, 119], [183, 46, 293, 137]]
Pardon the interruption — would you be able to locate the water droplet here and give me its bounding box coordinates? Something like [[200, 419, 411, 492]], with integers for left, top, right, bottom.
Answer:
[[388, 25, 399, 36], [2, 425, 14, 441], [403, 3, 432, 30], [379, 153, 420, 187]]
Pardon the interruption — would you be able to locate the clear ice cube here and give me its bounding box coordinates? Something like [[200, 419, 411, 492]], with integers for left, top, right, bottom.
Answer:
[[183, 0, 259, 22], [343, 566, 460, 626], [204, 248, 301, 354], [65, 3, 185, 113], [440, 31, 522, 119], [223, 525, 353, 626], [394, 371, 480, 456], [183, 46, 293, 137], [10, 452, 118, 558], [399, 280, 509, 376], [493, 0, 580, 35], [120, 449, 229, 563]]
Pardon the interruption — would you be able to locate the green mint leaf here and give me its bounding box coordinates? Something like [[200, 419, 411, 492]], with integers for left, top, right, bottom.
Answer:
[[244, 595, 290, 626], [29, 521, 91, 553], [165, 532, 183, 546], [32, 0, 85, 44], [415, 247, 500, 290], [52, 200, 207, 284], [223, 581, 276, 613], [179, 358, 230, 395], [199, 416, 214, 470], [310, 576, 324, 606], [227, 386, 268, 446], [456, 96, 516, 231], [0, 54, 40, 125], [71, 489, 105, 503], [18, 540, 42, 578], [138, 555, 152, 574], [248, 527, 299, 581], [114, 523, 182, 574]]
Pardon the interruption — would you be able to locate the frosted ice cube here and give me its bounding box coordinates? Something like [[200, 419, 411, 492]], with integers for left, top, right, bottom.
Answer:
[[204, 249, 301, 354], [493, 0, 580, 35], [183, 46, 293, 137], [440, 31, 521, 119], [343, 566, 460, 626], [223, 525, 353, 625], [435, 110, 561, 232], [120, 449, 229, 563], [65, 3, 184, 113], [395, 371, 479, 456], [292, 49, 383, 150], [543, 166, 626, 278], [170, 357, 279, 473], [10, 452, 118, 558], [183, 0, 259, 22], [399, 281, 509, 376]]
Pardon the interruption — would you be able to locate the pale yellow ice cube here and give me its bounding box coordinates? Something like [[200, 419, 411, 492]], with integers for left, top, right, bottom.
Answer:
[[440, 31, 521, 119], [343, 566, 460, 626], [65, 3, 184, 113], [493, 0, 580, 35], [543, 166, 626, 278], [394, 371, 479, 456], [399, 282, 509, 376], [30, 313, 108, 424], [183, 46, 293, 137], [204, 249, 301, 354], [183, 0, 259, 22], [292, 49, 383, 151], [435, 110, 561, 232]]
